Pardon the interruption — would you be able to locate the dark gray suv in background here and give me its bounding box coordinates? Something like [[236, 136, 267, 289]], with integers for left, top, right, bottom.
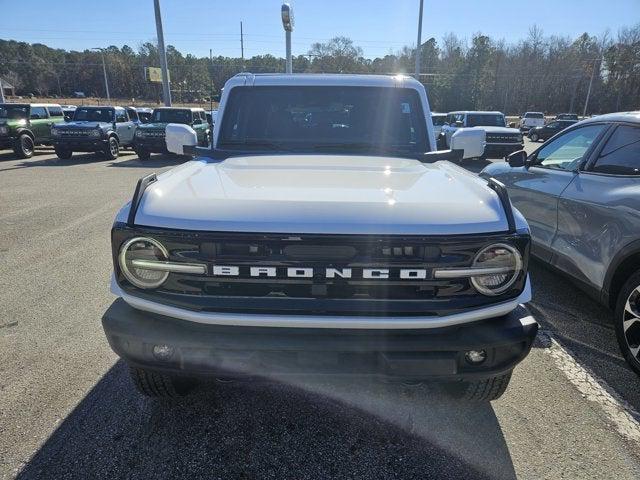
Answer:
[[480, 112, 640, 374]]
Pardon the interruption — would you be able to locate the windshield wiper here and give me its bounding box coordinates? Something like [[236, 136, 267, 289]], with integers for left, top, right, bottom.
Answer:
[[312, 142, 416, 155], [218, 139, 295, 151]]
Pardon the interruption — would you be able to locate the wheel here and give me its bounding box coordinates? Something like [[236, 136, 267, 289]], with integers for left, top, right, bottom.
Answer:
[[54, 147, 73, 160], [128, 366, 198, 398], [614, 270, 640, 375], [530, 133, 539, 142], [444, 372, 512, 402], [104, 136, 120, 160], [14, 134, 34, 159], [135, 148, 151, 161]]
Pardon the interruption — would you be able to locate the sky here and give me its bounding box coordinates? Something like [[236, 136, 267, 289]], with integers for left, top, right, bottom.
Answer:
[[1, 0, 638, 59]]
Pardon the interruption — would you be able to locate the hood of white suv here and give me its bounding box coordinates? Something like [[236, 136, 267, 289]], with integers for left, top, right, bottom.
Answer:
[[473, 126, 520, 134], [129, 154, 513, 235]]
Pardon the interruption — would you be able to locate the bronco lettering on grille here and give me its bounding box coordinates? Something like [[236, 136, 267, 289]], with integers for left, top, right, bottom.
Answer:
[[211, 266, 429, 280]]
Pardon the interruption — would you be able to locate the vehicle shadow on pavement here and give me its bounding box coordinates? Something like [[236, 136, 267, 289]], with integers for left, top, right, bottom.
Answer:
[[526, 260, 640, 409], [0, 150, 53, 162], [0, 152, 137, 172], [16, 361, 517, 480]]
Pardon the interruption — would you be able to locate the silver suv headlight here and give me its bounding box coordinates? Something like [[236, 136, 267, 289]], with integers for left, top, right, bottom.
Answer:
[[470, 243, 523, 296], [118, 237, 170, 289], [118, 237, 207, 289], [0, 125, 8, 135]]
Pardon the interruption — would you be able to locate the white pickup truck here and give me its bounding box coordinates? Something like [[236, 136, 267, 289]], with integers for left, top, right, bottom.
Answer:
[[102, 73, 537, 403], [519, 111, 545, 131]]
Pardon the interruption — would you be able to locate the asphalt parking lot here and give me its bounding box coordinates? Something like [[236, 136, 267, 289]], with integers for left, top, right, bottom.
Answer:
[[2, 139, 640, 479]]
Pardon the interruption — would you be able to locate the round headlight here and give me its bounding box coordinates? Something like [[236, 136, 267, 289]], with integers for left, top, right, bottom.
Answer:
[[470, 243, 522, 296], [118, 237, 169, 289], [0, 125, 9, 135], [51, 128, 60, 137], [135, 130, 144, 137], [89, 128, 101, 138]]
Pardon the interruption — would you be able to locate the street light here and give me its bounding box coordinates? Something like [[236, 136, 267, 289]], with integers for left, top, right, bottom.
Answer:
[[281, 3, 294, 74], [91, 48, 110, 104]]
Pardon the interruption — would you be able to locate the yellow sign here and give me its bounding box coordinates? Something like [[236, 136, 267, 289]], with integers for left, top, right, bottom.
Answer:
[[145, 67, 170, 83]]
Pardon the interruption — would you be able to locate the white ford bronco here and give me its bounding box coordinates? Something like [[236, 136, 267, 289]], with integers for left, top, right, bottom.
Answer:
[[102, 73, 538, 402]]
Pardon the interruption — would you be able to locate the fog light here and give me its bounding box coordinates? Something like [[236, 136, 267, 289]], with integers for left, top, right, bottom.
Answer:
[[465, 349, 487, 365], [152, 344, 174, 361]]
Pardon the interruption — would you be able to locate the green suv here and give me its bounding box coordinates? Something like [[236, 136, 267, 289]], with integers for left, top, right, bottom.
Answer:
[[0, 103, 65, 158], [133, 107, 209, 160]]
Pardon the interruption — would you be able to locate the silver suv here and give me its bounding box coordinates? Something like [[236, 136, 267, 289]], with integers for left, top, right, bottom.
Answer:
[[480, 112, 640, 374]]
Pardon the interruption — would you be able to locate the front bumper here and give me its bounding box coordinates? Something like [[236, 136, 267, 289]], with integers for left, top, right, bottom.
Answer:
[[53, 138, 108, 151], [483, 143, 523, 159], [102, 297, 538, 381], [134, 138, 168, 153]]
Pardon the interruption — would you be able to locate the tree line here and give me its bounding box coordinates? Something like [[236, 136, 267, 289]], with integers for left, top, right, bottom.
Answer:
[[0, 23, 638, 114]]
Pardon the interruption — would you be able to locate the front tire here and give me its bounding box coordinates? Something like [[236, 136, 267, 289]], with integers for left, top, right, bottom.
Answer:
[[135, 148, 151, 161], [614, 270, 640, 375], [530, 133, 539, 142], [129, 366, 198, 398], [14, 134, 34, 159], [54, 147, 73, 160], [104, 136, 120, 160], [444, 372, 512, 402]]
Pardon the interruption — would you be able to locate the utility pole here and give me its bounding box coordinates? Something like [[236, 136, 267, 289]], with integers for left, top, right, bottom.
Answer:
[[281, 4, 294, 74], [583, 56, 600, 117], [0, 78, 5, 103], [240, 22, 245, 71], [415, 0, 424, 80], [154, 0, 172, 106], [91, 48, 110, 104]]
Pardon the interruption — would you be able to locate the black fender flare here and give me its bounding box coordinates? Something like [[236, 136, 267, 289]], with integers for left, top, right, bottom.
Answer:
[[602, 239, 640, 308], [106, 130, 120, 143], [15, 127, 34, 140]]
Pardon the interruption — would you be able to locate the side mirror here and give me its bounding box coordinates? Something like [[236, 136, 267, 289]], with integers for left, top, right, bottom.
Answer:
[[454, 120, 464, 127], [509, 122, 516, 128], [450, 128, 485, 159], [166, 123, 198, 155], [507, 150, 527, 168]]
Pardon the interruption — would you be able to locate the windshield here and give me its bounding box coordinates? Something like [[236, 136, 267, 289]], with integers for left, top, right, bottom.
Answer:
[[152, 109, 192, 123], [0, 104, 28, 119], [219, 86, 427, 155], [73, 107, 114, 122], [466, 113, 506, 127]]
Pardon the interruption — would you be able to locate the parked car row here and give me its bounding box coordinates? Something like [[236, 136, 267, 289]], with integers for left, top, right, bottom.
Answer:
[[0, 102, 213, 160], [481, 111, 640, 374]]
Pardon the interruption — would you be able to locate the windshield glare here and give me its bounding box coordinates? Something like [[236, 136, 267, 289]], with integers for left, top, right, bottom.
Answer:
[[219, 86, 427, 154], [73, 108, 114, 122], [467, 114, 506, 127], [152, 109, 192, 123], [0, 104, 28, 119]]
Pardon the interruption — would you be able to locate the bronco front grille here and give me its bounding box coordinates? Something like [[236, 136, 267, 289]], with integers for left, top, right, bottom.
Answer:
[[112, 224, 530, 316], [59, 130, 91, 137], [485, 134, 520, 143]]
